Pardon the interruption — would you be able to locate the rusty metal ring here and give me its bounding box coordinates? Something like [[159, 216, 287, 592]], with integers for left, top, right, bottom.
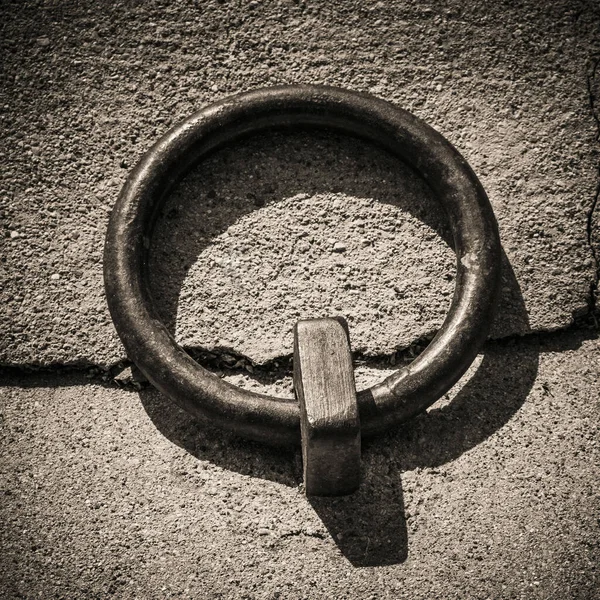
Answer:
[[104, 85, 501, 446]]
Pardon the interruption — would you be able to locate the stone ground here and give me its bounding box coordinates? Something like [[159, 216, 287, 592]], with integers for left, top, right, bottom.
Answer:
[[1, 331, 599, 599], [1, 0, 600, 598]]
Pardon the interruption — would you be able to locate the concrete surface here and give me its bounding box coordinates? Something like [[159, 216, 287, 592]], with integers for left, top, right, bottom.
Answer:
[[1, 2, 600, 598], [1, 0, 599, 366], [1, 330, 599, 599]]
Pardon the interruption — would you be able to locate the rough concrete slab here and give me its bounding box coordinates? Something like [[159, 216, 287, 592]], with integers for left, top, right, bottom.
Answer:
[[1, 331, 599, 598], [1, 0, 599, 366]]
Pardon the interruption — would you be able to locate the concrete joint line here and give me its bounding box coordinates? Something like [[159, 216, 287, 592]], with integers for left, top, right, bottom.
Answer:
[[1, 323, 597, 390]]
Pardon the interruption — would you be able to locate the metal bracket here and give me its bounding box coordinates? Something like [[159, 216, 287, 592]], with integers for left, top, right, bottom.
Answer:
[[294, 318, 360, 496]]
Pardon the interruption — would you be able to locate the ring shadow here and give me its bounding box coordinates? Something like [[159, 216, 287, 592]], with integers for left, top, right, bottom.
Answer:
[[137, 127, 543, 567]]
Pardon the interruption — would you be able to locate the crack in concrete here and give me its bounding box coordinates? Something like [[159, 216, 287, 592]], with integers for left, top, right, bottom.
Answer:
[[1, 317, 597, 391], [586, 56, 600, 318], [0, 333, 437, 390]]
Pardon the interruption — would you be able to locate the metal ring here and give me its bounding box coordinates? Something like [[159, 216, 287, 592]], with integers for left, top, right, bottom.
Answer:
[[104, 85, 501, 446]]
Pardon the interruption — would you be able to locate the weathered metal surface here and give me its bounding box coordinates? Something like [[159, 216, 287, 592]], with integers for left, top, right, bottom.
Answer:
[[103, 85, 502, 446], [294, 317, 360, 496]]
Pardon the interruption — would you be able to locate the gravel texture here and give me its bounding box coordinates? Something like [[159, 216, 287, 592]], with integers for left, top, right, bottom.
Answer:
[[1, 0, 599, 367], [1, 330, 599, 599]]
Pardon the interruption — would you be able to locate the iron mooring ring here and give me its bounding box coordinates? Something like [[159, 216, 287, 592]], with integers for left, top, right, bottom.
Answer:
[[103, 85, 501, 495]]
